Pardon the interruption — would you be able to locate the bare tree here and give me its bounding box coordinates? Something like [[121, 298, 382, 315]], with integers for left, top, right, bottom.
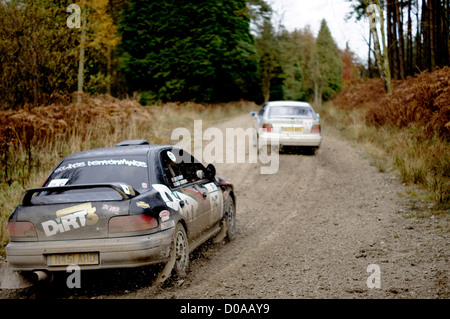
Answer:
[[77, 0, 86, 105], [367, 1, 393, 93]]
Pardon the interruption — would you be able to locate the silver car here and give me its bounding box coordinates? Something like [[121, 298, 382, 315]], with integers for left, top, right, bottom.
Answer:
[[251, 101, 322, 153]]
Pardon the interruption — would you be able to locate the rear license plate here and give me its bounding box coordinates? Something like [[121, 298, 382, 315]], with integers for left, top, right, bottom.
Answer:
[[283, 127, 303, 133], [47, 253, 99, 266]]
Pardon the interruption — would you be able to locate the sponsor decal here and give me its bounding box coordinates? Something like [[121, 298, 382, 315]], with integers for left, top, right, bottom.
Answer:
[[152, 184, 181, 211], [120, 184, 131, 195], [136, 201, 150, 209], [167, 151, 177, 162], [53, 158, 147, 174], [171, 175, 188, 187], [204, 182, 218, 193], [47, 178, 69, 187], [42, 203, 98, 237], [159, 210, 170, 221], [87, 158, 147, 168], [102, 204, 120, 213], [54, 162, 86, 173]]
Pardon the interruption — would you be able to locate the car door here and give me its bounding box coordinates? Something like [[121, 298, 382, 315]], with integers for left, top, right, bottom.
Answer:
[[176, 152, 223, 230], [159, 148, 213, 238]]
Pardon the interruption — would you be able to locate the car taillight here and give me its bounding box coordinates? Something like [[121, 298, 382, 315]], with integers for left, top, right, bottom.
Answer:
[[8, 221, 37, 240], [262, 123, 273, 132], [109, 215, 158, 234], [311, 124, 321, 133]]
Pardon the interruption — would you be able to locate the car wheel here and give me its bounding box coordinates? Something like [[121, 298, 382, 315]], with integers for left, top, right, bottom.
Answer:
[[213, 197, 236, 244], [224, 197, 236, 241], [172, 223, 189, 279], [155, 223, 189, 284]]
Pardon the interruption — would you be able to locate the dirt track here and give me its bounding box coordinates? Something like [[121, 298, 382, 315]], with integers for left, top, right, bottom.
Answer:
[[0, 114, 448, 299]]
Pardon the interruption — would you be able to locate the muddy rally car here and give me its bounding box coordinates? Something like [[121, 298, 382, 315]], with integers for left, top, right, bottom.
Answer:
[[3, 140, 235, 287]]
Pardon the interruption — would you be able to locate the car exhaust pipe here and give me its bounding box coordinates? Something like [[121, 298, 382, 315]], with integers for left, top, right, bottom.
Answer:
[[32, 270, 52, 282]]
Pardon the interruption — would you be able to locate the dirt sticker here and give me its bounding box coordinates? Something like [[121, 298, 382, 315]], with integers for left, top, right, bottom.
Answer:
[[41, 203, 98, 237]]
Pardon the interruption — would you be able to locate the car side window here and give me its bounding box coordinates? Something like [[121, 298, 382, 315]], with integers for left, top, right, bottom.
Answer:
[[161, 149, 185, 188], [177, 149, 206, 184], [181, 158, 206, 184], [160, 149, 206, 188]]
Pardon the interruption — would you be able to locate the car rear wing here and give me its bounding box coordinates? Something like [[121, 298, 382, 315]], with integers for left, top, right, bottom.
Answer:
[[20, 183, 138, 206]]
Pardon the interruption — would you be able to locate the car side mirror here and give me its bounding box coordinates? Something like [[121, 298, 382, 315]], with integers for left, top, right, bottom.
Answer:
[[316, 113, 320, 119], [205, 164, 216, 181], [250, 112, 256, 117]]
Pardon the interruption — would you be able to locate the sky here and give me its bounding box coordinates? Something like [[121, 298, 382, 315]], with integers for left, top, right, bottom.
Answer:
[[269, 0, 370, 63]]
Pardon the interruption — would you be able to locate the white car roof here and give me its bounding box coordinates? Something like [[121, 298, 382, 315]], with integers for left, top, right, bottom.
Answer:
[[266, 101, 312, 108]]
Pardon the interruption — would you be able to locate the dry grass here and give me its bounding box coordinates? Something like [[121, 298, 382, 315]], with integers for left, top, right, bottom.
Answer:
[[317, 68, 450, 210], [0, 96, 256, 256]]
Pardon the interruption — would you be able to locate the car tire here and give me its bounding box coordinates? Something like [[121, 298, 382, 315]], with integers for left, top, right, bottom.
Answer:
[[172, 223, 189, 279], [224, 197, 236, 241], [213, 196, 236, 244], [155, 223, 189, 284]]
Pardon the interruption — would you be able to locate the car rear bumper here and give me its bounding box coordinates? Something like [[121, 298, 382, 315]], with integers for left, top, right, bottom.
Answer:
[[5, 229, 173, 272], [259, 133, 322, 147]]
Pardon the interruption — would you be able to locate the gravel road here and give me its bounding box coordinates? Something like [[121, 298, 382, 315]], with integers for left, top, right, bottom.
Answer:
[[1, 114, 448, 299]]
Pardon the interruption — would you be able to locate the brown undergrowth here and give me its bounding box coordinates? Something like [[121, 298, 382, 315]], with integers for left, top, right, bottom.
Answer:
[[328, 67, 449, 208]]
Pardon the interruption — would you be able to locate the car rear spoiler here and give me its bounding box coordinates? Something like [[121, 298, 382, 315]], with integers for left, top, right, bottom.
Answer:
[[20, 183, 138, 206]]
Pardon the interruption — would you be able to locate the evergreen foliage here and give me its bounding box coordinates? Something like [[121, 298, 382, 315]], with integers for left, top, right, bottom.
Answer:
[[120, 0, 259, 104], [311, 20, 343, 104], [6, 0, 448, 108]]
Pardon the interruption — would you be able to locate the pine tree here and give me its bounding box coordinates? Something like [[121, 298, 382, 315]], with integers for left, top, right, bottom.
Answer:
[[311, 19, 343, 105], [120, 0, 258, 104]]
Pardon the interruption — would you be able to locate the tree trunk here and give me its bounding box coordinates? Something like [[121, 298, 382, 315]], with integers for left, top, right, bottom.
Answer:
[[421, 0, 431, 70], [367, 1, 393, 93], [429, 0, 436, 69], [313, 80, 322, 106], [106, 0, 113, 96], [386, 0, 395, 77], [31, 33, 39, 107], [406, 0, 413, 75], [106, 45, 112, 95], [368, 31, 373, 78], [77, 0, 86, 105], [416, 0, 423, 71], [395, 0, 406, 79]]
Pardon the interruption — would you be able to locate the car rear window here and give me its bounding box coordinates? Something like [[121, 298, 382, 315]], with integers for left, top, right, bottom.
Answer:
[[43, 156, 150, 194], [268, 106, 314, 119]]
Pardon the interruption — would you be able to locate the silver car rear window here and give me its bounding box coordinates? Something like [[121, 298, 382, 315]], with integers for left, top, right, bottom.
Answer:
[[268, 106, 314, 119]]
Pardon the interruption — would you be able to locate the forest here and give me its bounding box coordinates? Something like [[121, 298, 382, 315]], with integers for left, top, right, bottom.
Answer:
[[1, 0, 448, 109]]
